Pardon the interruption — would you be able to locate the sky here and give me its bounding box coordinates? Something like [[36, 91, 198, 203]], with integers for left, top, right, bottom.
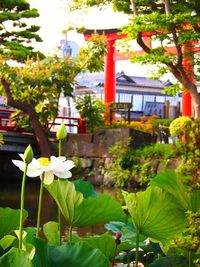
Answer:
[[27, 0, 130, 55], [27, 0, 153, 77]]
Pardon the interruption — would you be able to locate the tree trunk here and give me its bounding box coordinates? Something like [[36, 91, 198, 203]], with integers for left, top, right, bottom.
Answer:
[[1, 79, 53, 157], [189, 85, 200, 118], [166, 65, 200, 118]]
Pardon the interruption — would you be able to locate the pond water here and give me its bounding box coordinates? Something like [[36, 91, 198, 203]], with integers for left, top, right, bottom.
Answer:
[[0, 179, 123, 236]]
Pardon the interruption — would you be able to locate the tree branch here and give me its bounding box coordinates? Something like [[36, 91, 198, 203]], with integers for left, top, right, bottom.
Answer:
[[136, 32, 152, 53], [130, 0, 138, 16], [1, 79, 35, 116]]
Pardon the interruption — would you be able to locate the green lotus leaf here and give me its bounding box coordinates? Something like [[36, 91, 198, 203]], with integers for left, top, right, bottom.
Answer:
[[0, 235, 16, 250], [33, 238, 110, 267], [73, 179, 98, 198], [74, 194, 125, 227], [45, 180, 83, 226], [0, 207, 28, 239], [45, 180, 125, 228], [190, 189, 200, 212], [123, 186, 187, 242], [105, 220, 146, 249], [81, 233, 116, 260], [151, 170, 194, 211], [0, 247, 32, 267], [148, 255, 188, 267], [82, 232, 137, 260], [43, 221, 60, 246]]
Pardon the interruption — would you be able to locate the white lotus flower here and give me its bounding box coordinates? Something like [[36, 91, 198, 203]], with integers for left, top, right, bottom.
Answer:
[[12, 155, 75, 185]]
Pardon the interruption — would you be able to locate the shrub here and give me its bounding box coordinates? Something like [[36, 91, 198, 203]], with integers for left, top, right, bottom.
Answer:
[[169, 116, 192, 137], [76, 94, 105, 133]]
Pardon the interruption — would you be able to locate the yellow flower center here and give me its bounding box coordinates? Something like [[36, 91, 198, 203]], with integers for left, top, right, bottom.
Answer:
[[38, 157, 50, 166]]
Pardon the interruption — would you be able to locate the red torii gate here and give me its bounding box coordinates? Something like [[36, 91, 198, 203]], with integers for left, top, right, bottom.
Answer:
[[84, 28, 194, 117]]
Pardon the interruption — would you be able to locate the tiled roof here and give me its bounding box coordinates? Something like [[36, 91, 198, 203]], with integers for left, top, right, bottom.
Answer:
[[116, 72, 165, 89], [75, 72, 170, 90]]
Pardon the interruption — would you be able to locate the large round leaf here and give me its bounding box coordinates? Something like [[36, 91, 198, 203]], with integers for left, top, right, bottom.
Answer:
[[0, 235, 16, 250], [123, 186, 187, 242], [33, 238, 110, 267], [43, 221, 60, 246], [74, 194, 125, 227], [151, 170, 196, 211], [73, 179, 98, 198], [81, 232, 138, 260], [0, 207, 28, 239], [81, 233, 116, 260], [0, 247, 32, 267], [45, 180, 125, 228], [148, 255, 188, 267], [48, 242, 110, 267], [45, 180, 83, 225]]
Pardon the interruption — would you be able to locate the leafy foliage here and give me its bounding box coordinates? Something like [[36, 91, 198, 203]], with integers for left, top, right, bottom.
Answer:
[[0, 207, 28, 239], [0, 55, 80, 128], [0, 0, 44, 61], [123, 186, 187, 242], [76, 93, 105, 133], [0, 34, 107, 136], [45, 179, 125, 229], [69, 0, 200, 117], [0, 247, 32, 267], [0, 133, 3, 145], [170, 118, 200, 191], [169, 116, 192, 137], [106, 137, 177, 187], [33, 239, 110, 267]]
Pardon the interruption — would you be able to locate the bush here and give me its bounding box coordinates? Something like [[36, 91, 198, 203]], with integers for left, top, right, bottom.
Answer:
[[76, 94, 105, 133], [169, 116, 192, 137]]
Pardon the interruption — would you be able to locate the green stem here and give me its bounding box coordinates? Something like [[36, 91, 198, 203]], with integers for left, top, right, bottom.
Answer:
[[111, 243, 118, 267], [58, 139, 62, 245], [58, 139, 62, 157], [19, 163, 28, 249], [36, 173, 44, 238], [127, 251, 130, 267], [188, 251, 192, 267], [135, 230, 140, 267], [68, 225, 73, 242], [58, 208, 61, 245]]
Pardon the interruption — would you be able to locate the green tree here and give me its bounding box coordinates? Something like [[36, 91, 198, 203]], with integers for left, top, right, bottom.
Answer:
[[0, 1, 107, 156], [76, 93, 105, 133], [0, 36, 107, 156], [70, 0, 200, 118], [0, 0, 44, 61]]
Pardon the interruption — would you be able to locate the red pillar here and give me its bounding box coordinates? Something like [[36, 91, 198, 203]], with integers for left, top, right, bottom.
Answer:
[[104, 39, 116, 104], [182, 44, 193, 117]]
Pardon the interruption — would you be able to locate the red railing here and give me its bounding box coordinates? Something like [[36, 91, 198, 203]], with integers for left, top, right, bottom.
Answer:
[[0, 109, 86, 134], [47, 116, 86, 134]]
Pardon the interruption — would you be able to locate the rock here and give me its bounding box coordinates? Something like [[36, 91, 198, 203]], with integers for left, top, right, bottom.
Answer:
[[104, 157, 114, 169], [103, 172, 116, 188]]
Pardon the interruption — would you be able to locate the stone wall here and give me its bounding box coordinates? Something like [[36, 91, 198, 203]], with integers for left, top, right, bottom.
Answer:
[[62, 128, 155, 186], [63, 128, 130, 158]]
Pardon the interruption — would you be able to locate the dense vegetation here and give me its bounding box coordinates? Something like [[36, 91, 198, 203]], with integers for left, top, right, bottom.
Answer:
[[70, 0, 200, 117], [0, 118, 199, 266]]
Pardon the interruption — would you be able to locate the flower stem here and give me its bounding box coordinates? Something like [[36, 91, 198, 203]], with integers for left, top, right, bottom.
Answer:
[[36, 173, 44, 238], [127, 251, 130, 267], [135, 230, 140, 267], [58, 139, 62, 157], [111, 243, 118, 267], [58, 139, 62, 245], [188, 251, 192, 267], [19, 163, 28, 249], [58, 207, 61, 245], [68, 225, 73, 242]]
